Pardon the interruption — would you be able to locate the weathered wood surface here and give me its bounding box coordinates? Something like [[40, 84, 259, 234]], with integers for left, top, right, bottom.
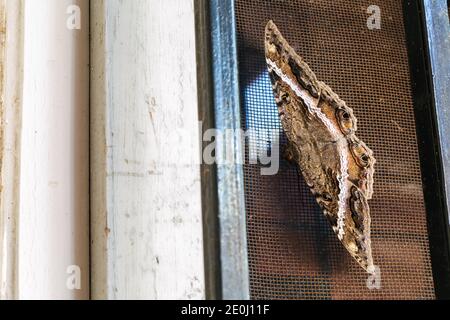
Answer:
[[91, 0, 205, 299], [0, 0, 23, 300]]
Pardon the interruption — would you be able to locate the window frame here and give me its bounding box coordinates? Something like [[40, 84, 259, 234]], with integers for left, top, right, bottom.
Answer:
[[207, 0, 450, 299]]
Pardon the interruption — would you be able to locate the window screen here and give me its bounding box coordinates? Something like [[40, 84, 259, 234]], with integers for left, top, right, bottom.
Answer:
[[236, 0, 435, 299]]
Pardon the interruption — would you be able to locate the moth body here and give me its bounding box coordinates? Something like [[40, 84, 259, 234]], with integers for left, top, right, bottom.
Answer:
[[265, 20, 376, 274]]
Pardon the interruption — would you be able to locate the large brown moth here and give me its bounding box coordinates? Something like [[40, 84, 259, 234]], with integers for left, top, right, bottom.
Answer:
[[265, 20, 376, 275]]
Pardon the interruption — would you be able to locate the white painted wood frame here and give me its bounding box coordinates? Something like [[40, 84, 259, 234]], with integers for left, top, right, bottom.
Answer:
[[17, 0, 90, 299], [0, 0, 23, 300], [90, 0, 206, 299]]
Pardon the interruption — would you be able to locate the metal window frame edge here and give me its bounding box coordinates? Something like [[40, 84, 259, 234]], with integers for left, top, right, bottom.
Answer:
[[422, 0, 450, 298], [404, 0, 450, 298], [422, 1, 450, 220], [209, 0, 250, 300]]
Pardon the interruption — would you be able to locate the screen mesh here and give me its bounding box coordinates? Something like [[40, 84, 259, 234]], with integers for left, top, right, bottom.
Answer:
[[235, 0, 435, 299]]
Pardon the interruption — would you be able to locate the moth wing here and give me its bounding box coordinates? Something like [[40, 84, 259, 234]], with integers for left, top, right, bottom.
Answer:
[[265, 20, 377, 275]]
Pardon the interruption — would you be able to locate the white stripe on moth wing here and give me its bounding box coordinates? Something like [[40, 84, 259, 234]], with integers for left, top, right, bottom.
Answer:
[[266, 59, 341, 138], [266, 57, 349, 239], [337, 138, 349, 240]]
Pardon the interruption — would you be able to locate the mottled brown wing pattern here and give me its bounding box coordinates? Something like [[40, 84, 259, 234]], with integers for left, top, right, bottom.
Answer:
[[265, 20, 376, 274]]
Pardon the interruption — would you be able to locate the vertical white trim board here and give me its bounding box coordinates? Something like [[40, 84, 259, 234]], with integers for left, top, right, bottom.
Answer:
[[90, 0, 205, 299], [0, 0, 23, 300], [18, 0, 90, 299]]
